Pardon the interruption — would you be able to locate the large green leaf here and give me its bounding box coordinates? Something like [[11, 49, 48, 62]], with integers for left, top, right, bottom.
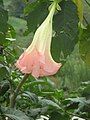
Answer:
[[24, 0, 40, 15], [0, 64, 9, 81], [49, 111, 70, 120], [0, 4, 8, 45], [51, 0, 79, 61], [26, 1, 49, 33], [0, 82, 9, 96], [22, 91, 38, 103], [5, 109, 31, 120], [27, 107, 48, 118], [83, 0, 90, 25], [0, 8, 8, 33], [39, 98, 61, 109]]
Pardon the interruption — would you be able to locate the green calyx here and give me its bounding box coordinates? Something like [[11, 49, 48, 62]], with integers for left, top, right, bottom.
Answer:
[[50, 0, 62, 3], [49, 0, 62, 12]]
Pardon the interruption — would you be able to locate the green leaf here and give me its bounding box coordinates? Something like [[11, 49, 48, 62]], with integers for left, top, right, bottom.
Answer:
[[82, 83, 90, 99], [66, 97, 86, 103], [5, 109, 30, 120], [22, 91, 38, 103], [79, 25, 90, 66], [49, 111, 70, 120], [26, 1, 48, 32], [0, 64, 9, 81], [0, 8, 8, 33], [0, 82, 9, 96], [72, 0, 83, 23], [39, 98, 61, 109], [51, 0, 79, 61], [65, 97, 86, 112], [24, 0, 40, 15], [0, 5, 8, 45], [29, 80, 47, 86], [83, 0, 90, 25], [28, 107, 48, 117]]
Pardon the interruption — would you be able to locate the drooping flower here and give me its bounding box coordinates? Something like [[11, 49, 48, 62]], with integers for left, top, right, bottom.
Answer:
[[15, 1, 62, 78]]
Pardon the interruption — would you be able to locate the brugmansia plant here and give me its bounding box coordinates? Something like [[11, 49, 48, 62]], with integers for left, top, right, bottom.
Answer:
[[0, 0, 90, 120], [10, 0, 62, 108]]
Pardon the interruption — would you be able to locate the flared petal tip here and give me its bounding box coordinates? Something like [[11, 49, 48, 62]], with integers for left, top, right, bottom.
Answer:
[[15, 50, 62, 78], [44, 62, 62, 76]]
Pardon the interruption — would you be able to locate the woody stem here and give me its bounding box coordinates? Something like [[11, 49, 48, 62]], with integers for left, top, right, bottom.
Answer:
[[10, 74, 29, 108]]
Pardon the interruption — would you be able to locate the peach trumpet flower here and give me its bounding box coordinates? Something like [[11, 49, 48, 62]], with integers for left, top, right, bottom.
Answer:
[[15, 2, 62, 78]]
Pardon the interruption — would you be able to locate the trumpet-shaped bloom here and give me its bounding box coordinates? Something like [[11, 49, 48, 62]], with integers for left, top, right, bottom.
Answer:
[[15, 2, 62, 78]]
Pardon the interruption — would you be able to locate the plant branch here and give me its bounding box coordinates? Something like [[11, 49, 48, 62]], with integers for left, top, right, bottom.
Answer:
[[10, 74, 29, 108], [15, 74, 29, 94]]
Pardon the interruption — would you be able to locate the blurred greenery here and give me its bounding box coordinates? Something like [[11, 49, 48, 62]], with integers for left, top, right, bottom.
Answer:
[[79, 25, 90, 66], [0, 0, 90, 120]]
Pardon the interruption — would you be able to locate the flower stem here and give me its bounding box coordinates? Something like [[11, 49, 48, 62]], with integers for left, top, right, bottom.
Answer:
[[10, 74, 29, 108]]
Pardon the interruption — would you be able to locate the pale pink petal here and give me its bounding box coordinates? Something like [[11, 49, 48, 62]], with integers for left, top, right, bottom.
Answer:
[[15, 48, 61, 78]]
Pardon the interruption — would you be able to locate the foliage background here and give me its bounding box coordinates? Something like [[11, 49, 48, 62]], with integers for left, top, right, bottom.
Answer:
[[0, 0, 90, 120]]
